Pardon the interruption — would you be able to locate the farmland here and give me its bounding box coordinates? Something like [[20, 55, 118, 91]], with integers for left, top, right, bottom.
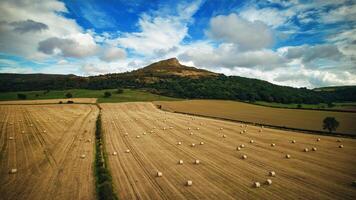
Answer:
[[0, 104, 98, 200], [156, 100, 356, 136], [101, 102, 356, 199]]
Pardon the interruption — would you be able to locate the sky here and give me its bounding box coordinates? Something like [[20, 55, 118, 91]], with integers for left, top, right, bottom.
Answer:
[[0, 0, 355, 88]]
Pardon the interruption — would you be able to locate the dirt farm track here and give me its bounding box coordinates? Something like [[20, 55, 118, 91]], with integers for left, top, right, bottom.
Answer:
[[1, 102, 356, 200], [0, 104, 98, 200], [101, 103, 356, 200]]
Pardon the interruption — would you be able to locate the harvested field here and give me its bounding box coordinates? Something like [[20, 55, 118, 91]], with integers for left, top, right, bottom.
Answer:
[[156, 100, 356, 135], [0, 104, 98, 200], [101, 102, 356, 199], [0, 98, 97, 105]]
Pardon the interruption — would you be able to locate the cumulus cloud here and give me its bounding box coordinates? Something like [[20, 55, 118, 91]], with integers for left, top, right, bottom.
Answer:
[[99, 47, 126, 62], [179, 42, 285, 70], [285, 44, 343, 63], [207, 13, 274, 50], [10, 19, 48, 33], [38, 33, 98, 58]]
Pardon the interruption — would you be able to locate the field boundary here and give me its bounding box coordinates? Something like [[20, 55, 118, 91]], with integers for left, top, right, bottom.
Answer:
[[157, 106, 356, 139], [94, 104, 118, 200]]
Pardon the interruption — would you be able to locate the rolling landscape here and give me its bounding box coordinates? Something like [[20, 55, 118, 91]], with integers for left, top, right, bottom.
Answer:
[[1, 0, 356, 200]]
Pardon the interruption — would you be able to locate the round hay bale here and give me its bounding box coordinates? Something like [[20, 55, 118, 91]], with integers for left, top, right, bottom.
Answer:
[[317, 138, 321, 142], [265, 179, 272, 185], [240, 144, 245, 148], [259, 129, 262, 132], [177, 141, 182, 145], [269, 171, 276, 177], [124, 133, 128, 136], [9, 168, 17, 174], [9, 136, 14, 140], [200, 141, 204, 145], [254, 182, 261, 188], [196, 127, 200, 130], [188, 127, 191, 130], [191, 143, 196, 147], [156, 171, 163, 177], [186, 180, 193, 186], [339, 144, 344, 148], [291, 140, 296, 144], [86, 139, 92, 143], [190, 132, 194, 135], [250, 140, 254, 144], [271, 143, 276, 147], [243, 130, 247, 133], [220, 128, 223, 130], [21, 130, 25, 134], [125, 149, 130, 153], [194, 160, 200, 165], [242, 155, 247, 159], [240, 131, 243, 134], [80, 154, 86, 159], [143, 132, 146, 135], [236, 147, 241, 151], [222, 135, 227, 138], [112, 152, 117, 156], [337, 139, 342, 142], [312, 147, 317, 151], [304, 148, 309, 152], [136, 135, 140, 138], [178, 160, 183, 165], [285, 154, 291, 159]]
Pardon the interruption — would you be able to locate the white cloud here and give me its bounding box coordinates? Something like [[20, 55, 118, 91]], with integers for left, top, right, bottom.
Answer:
[[179, 42, 285, 70], [239, 6, 294, 28], [99, 47, 126, 62], [207, 13, 274, 50], [114, 1, 202, 56]]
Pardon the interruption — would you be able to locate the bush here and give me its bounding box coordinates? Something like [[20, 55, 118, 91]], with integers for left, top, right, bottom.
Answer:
[[116, 88, 123, 94], [104, 91, 112, 98], [17, 93, 27, 100], [98, 181, 116, 200], [323, 117, 339, 133], [67, 100, 74, 104], [297, 104, 302, 109], [65, 92, 73, 98], [59, 101, 63, 104]]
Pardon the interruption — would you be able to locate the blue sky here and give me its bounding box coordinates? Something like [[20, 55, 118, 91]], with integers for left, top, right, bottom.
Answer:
[[0, 0, 355, 88]]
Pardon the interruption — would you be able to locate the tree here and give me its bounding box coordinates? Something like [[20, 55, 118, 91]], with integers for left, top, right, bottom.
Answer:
[[323, 117, 339, 133], [65, 92, 73, 98], [17, 93, 27, 100], [104, 91, 111, 98], [116, 88, 124, 94], [297, 104, 302, 109]]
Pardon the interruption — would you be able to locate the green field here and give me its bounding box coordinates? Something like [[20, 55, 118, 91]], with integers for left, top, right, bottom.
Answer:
[[0, 89, 180, 103]]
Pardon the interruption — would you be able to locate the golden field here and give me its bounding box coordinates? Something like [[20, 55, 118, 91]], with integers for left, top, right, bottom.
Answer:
[[156, 100, 356, 136]]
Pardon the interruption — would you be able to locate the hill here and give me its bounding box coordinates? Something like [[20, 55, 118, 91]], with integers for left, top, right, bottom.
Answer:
[[0, 58, 355, 104]]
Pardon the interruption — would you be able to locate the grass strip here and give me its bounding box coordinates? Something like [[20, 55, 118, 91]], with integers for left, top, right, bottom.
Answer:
[[94, 104, 118, 200]]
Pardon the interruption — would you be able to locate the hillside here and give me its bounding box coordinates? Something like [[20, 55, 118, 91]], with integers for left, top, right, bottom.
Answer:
[[0, 58, 355, 104]]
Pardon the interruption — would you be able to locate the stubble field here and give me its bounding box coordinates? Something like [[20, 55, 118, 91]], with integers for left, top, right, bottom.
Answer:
[[101, 102, 356, 200], [0, 104, 98, 200]]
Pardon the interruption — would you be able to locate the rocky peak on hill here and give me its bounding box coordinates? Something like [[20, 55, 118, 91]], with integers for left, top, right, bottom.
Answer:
[[133, 58, 219, 78]]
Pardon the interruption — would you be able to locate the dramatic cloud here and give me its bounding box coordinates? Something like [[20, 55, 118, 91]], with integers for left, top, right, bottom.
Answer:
[[207, 13, 274, 50], [38, 33, 98, 58], [285, 44, 343, 63], [10, 19, 48, 33]]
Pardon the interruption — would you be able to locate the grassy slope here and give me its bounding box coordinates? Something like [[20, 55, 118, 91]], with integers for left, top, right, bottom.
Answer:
[[0, 89, 180, 103], [254, 101, 356, 111], [156, 100, 356, 136]]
